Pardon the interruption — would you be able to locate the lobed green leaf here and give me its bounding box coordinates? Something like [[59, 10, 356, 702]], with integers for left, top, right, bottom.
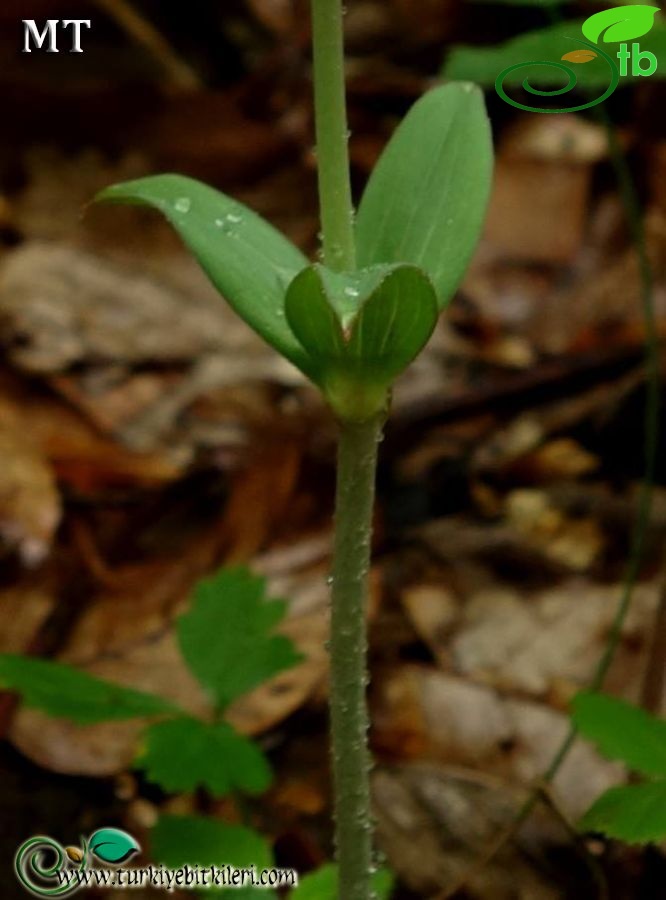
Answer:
[[579, 780, 666, 844], [137, 717, 272, 797], [355, 83, 493, 310], [572, 691, 666, 778], [151, 815, 274, 897], [0, 654, 178, 724], [96, 175, 312, 375], [572, 692, 666, 779], [177, 567, 302, 712]]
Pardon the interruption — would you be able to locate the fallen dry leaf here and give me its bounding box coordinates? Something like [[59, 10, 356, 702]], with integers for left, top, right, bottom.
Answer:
[[0, 395, 61, 565], [0, 580, 55, 653], [374, 763, 593, 898], [372, 666, 623, 820], [451, 580, 659, 699]]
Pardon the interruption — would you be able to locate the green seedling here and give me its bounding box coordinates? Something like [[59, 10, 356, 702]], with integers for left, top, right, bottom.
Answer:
[[2, 566, 397, 897], [0, 568, 300, 895], [92, 1, 493, 897], [0, 568, 298, 802], [572, 692, 666, 844]]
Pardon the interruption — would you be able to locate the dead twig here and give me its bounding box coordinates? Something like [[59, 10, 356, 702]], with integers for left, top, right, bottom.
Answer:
[[639, 567, 666, 714], [93, 0, 202, 90]]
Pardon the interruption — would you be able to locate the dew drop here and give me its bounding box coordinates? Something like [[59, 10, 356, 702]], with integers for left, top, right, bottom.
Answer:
[[226, 213, 242, 224], [174, 197, 191, 214]]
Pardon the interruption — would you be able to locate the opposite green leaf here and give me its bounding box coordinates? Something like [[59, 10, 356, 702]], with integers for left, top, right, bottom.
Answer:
[[96, 175, 312, 376], [572, 692, 666, 779], [137, 717, 272, 797], [0, 654, 178, 724], [291, 863, 394, 899], [355, 83, 493, 310], [285, 264, 438, 420], [579, 780, 666, 844], [177, 567, 302, 712], [582, 5, 659, 43], [152, 815, 274, 898]]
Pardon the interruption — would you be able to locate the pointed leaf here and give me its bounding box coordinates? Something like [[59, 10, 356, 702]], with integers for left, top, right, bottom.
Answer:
[[572, 692, 666, 778], [137, 717, 272, 797], [177, 567, 302, 712], [89, 828, 140, 864], [580, 781, 666, 844], [582, 6, 659, 43], [356, 83, 493, 309], [285, 264, 438, 419], [0, 654, 178, 724], [97, 175, 311, 374], [151, 815, 275, 897]]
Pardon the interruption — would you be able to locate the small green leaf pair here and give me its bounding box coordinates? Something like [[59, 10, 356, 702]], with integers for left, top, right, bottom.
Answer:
[[0, 568, 301, 800], [97, 83, 493, 421], [572, 691, 666, 844]]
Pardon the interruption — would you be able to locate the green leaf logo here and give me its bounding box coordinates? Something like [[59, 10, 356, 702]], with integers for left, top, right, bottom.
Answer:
[[582, 5, 659, 44], [88, 828, 140, 864]]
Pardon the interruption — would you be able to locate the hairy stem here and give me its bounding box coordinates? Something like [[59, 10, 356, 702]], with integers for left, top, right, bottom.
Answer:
[[310, 0, 356, 272], [309, 3, 376, 893], [330, 416, 382, 900]]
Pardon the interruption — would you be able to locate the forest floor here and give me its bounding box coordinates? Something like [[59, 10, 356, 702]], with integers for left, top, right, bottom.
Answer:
[[0, 1, 665, 897]]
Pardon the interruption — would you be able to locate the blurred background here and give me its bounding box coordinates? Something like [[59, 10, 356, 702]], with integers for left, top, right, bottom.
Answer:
[[0, 1, 665, 897]]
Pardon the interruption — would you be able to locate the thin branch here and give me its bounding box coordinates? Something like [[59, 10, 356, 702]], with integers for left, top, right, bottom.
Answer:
[[94, 0, 202, 90]]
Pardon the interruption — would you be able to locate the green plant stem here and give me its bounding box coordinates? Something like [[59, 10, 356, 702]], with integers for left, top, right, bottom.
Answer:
[[310, 0, 356, 272], [329, 415, 383, 900], [310, 2, 379, 894]]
